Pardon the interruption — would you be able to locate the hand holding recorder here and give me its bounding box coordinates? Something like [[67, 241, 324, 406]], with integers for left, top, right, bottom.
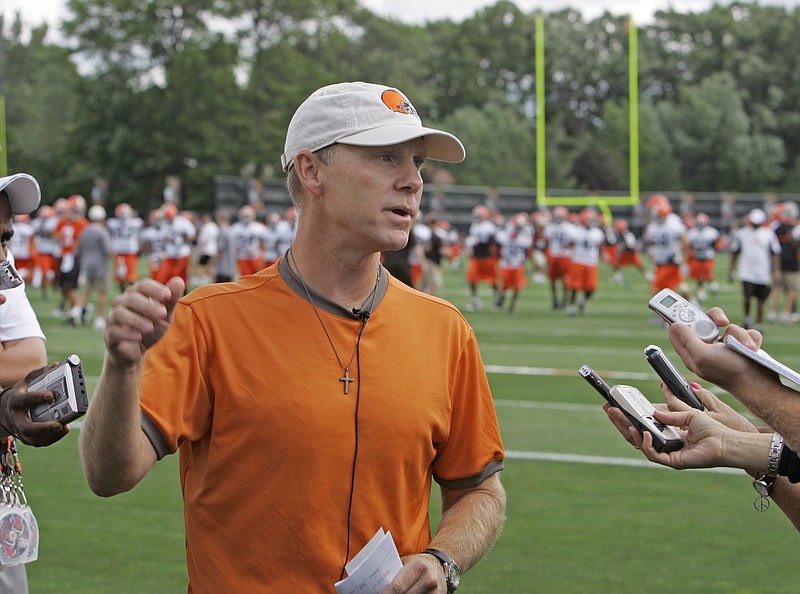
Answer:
[[580, 365, 683, 452], [644, 344, 704, 410], [605, 392, 770, 475], [0, 363, 72, 447], [648, 288, 719, 342]]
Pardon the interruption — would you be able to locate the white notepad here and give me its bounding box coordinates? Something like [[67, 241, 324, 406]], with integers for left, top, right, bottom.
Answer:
[[724, 335, 800, 393]]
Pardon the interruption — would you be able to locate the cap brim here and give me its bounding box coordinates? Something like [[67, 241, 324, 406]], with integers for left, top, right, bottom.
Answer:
[[337, 124, 466, 163], [0, 174, 41, 215]]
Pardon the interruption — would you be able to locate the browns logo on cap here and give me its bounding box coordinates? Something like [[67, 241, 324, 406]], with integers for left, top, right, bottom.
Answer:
[[381, 90, 418, 116]]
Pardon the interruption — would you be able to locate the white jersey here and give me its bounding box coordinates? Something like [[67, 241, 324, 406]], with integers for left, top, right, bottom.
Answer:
[[496, 226, 532, 269], [731, 225, 781, 285], [197, 221, 220, 258], [34, 215, 61, 257], [644, 215, 686, 265], [687, 225, 720, 261], [163, 215, 196, 259], [569, 226, 606, 267], [9, 221, 34, 260], [107, 216, 144, 255], [273, 219, 296, 259], [141, 223, 167, 265], [543, 221, 575, 259], [465, 219, 497, 258], [261, 224, 279, 263], [231, 221, 268, 260]]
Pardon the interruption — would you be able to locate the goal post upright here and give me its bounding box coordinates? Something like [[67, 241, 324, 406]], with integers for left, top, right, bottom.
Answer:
[[534, 13, 640, 218]]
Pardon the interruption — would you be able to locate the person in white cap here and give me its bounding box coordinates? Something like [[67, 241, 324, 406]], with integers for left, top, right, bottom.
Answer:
[[81, 82, 506, 593], [729, 208, 782, 331], [0, 173, 72, 594], [0, 174, 70, 443]]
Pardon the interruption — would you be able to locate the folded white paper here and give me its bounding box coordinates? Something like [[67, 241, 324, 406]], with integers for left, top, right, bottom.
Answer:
[[334, 527, 403, 594]]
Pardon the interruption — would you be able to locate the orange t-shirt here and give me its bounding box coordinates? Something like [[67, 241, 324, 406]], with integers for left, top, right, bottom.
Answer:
[[139, 258, 505, 592]]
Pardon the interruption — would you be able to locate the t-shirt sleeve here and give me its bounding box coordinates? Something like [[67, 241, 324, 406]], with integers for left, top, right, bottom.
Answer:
[[432, 326, 505, 489], [139, 302, 213, 456], [0, 259, 45, 343]]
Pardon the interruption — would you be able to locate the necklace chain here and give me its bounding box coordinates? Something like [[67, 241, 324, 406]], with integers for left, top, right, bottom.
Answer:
[[288, 249, 380, 394]]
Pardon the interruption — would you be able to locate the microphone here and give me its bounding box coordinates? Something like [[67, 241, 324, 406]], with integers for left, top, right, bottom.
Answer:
[[352, 308, 370, 322]]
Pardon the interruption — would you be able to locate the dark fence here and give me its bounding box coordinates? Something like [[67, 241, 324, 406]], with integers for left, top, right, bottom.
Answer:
[[215, 174, 799, 234]]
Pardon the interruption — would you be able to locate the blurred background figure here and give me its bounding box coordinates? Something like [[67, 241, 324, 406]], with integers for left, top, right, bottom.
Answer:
[[193, 212, 219, 287], [609, 217, 647, 286], [231, 204, 267, 277], [564, 208, 611, 316], [31, 204, 60, 301], [75, 205, 112, 330], [768, 201, 799, 324], [212, 208, 236, 283], [686, 212, 721, 302], [107, 202, 144, 293], [494, 212, 533, 314], [55, 194, 89, 326], [157, 203, 196, 287], [543, 206, 574, 311], [465, 204, 499, 311], [729, 208, 781, 332], [8, 213, 36, 283], [643, 195, 691, 313]]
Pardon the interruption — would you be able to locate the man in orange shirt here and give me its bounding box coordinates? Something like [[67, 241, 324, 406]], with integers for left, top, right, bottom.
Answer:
[[81, 82, 506, 594]]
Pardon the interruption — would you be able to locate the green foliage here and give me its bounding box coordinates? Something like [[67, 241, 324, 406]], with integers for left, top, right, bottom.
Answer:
[[3, 22, 85, 198], [6, 0, 800, 205], [438, 102, 535, 187]]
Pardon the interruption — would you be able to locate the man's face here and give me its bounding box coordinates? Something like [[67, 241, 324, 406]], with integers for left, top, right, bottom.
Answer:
[[0, 193, 14, 262], [314, 138, 426, 253]]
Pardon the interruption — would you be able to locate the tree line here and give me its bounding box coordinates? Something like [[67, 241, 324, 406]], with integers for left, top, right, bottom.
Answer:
[[2, 0, 798, 213]]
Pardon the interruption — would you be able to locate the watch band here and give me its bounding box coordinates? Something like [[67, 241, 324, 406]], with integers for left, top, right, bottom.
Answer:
[[423, 548, 461, 593], [767, 433, 784, 478]]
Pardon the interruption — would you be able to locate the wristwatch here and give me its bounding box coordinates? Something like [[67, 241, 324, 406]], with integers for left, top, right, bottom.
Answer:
[[753, 434, 784, 500], [423, 548, 461, 593]]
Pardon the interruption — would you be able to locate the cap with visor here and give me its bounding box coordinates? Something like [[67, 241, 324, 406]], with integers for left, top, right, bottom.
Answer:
[[0, 174, 41, 215], [281, 82, 465, 172]]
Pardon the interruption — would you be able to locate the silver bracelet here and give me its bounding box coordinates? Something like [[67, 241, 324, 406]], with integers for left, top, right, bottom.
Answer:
[[767, 433, 784, 478]]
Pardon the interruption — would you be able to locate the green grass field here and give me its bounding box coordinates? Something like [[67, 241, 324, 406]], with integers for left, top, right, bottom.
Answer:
[[19, 256, 800, 593]]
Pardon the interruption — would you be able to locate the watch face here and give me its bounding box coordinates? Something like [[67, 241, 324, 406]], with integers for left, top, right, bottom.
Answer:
[[450, 565, 461, 587], [447, 563, 461, 591]]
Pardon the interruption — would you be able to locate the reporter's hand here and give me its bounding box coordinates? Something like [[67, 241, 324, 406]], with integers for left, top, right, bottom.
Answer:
[[380, 553, 445, 593], [605, 399, 729, 470], [661, 382, 758, 433], [0, 363, 70, 447], [668, 306, 767, 392], [104, 276, 185, 367]]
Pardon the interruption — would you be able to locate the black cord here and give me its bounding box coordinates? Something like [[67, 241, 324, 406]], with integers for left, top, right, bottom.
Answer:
[[340, 317, 368, 580]]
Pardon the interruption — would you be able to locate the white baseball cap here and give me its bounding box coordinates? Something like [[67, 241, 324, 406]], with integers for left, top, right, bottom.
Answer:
[[281, 82, 466, 172], [0, 173, 41, 215], [748, 208, 767, 225], [88, 204, 107, 222]]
